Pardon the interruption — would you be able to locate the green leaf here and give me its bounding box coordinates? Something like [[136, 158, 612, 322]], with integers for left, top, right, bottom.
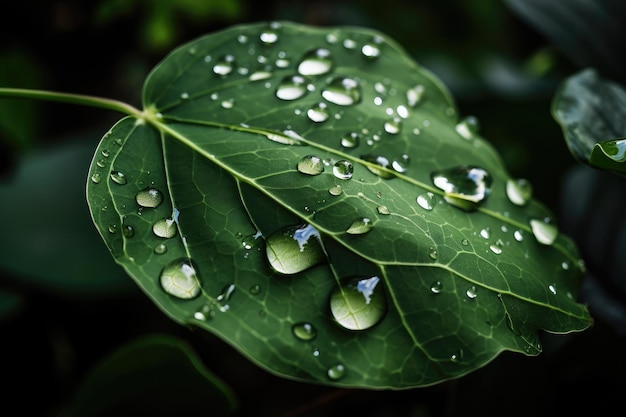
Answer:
[[552, 68, 626, 175], [86, 21, 592, 389]]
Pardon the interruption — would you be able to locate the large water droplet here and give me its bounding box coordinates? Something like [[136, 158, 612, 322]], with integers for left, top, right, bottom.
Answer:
[[110, 170, 127, 185], [307, 102, 330, 122], [362, 154, 394, 179], [160, 259, 201, 300], [329, 276, 386, 330], [298, 48, 333, 75], [506, 178, 533, 206], [322, 77, 361, 106], [416, 192, 435, 210], [136, 187, 164, 208], [530, 218, 558, 245], [153, 215, 178, 238], [431, 165, 492, 210], [213, 55, 235, 75], [333, 160, 353, 179], [276, 75, 310, 101], [346, 218, 372, 234], [297, 155, 324, 175], [266, 224, 325, 274], [292, 322, 317, 341]]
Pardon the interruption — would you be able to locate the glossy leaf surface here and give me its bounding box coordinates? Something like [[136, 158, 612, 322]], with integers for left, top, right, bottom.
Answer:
[[87, 22, 592, 388]]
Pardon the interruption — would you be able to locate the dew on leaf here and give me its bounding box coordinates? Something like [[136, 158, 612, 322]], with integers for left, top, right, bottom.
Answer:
[[298, 48, 333, 75], [429, 246, 438, 260], [431, 165, 492, 210], [292, 322, 317, 341], [249, 284, 261, 295], [430, 281, 443, 294], [361, 43, 380, 59], [96, 159, 106, 168], [384, 117, 401, 134], [153, 216, 178, 238], [90, 173, 101, 184], [548, 284, 557, 295], [341, 132, 360, 148], [265, 223, 325, 275], [329, 276, 386, 330], [480, 227, 490, 239], [514, 230, 524, 242], [333, 160, 353, 179], [213, 55, 235, 75], [110, 170, 127, 185], [489, 244, 503, 255], [506, 178, 533, 206], [327, 363, 346, 380], [154, 243, 167, 254], [530, 218, 558, 245], [122, 224, 135, 238], [455, 115, 480, 139], [377, 205, 390, 215], [466, 286, 478, 299], [416, 192, 435, 210], [260, 29, 279, 44], [362, 154, 395, 179], [328, 185, 343, 196], [160, 259, 201, 300], [407, 85, 425, 107], [391, 154, 410, 173], [346, 218, 372, 234], [322, 76, 361, 106], [297, 155, 324, 175], [136, 187, 164, 208], [307, 102, 330, 122], [276, 75, 310, 100]]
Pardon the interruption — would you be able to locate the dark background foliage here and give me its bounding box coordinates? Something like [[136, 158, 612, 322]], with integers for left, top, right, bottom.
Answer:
[[1, 1, 623, 416]]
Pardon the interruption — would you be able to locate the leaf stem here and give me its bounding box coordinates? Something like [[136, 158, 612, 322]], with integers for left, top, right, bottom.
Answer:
[[0, 88, 142, 118]]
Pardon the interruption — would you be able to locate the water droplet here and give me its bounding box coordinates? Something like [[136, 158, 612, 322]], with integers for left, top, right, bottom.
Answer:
[[307, 102, 330, 122], [135, 187, 164, 208], [91, 173, 101, 184], [451, 349, 464, 362], [489, 244, 503, 254], [327, 363, 346, 380], [506, 178, 533, 206], [416, 192, 435, 210], [361, 42, 381, 59], [153, 216, 178, 238], [466, 286, 478, 299], [122, 223, 135, 238], [249, 284, 261, 295], [96, 159, 106, 168], [101, 149, 110, 157], [110, 170, 127, 185], [194, 304, 215, 321], [265, 130, 303, 145], [292, 322, 317, 341], [328, 185, 343, 196], [160, 259, 201, 300], [297, 155, 324, 176], [221, 98, 235, 109], [455, 115, 480, 139], [333, 160, 353, 179], [330, 276, 386, 330], [249, 70, 272, 81], [429, 246, 438, 260], [265, 224, 325, 275], [384, 117, 401, 134], [154, 243, 167, 254], [341, 132, 360, 148], [276, 75, 310, 101], [406, 85, 425, 107], [430, 281, 443, 294], [377, 205, 390, 215], [548, 283, 557, 295], [431, 165, 492, 210], [260, 29, 279, 44], [391, 154, 410, 173], [216, 284, 236, 304], [346, 218, 372, 234], [298, 48, 333, 75], [461, 238, 469, 246], [213, 55, 235, 75], [362, 154, 394, 179], [530, 218, 558, 245], [322, 77, 361, 106]]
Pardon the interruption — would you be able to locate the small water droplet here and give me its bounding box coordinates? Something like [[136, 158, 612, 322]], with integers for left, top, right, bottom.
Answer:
[[330, 276, 386, 330], [266, 224, 325, 275], [213, 55, 235, 75], [276, 75, 310, 101], [430, 281, 443, 294], [530, 218, 558, 245], [260, 29, 279, 44], [153, 216, 178, 238], [455, 115, 480, 139], [307, 102, 330, 122], [461, 238, 469, 246], [328, 185, 343, 196], [384, 117, 401, 134], [341, 132, 360, 148], [429, 246, 438, 260], [548, 283, 557, 295], [297, 155, 324, 176], [431, 165, 492, 211], [466, 286, 477, 299], [406, 85, 425, 107], [122, 223, 135, 238], [154, 243, 167, 254], [322, 77, 361, 106], [136, 187, 164, 208], [377, 205, 390, 215], [391, 154, 410, 173], [249, 284, 261, 295], [346, 218, 372, 234], [96, 159, 106, 168], [298, 48, 333, 75], [216, 283, 236, 303], [160, 259, 201, 300], [333, 160, 353, 179], [91, 173, 101, 184], [110, 170, 127, 185], [362, 154, 394, 179], [292, 322, 317, 341], [451, 349, 464, 362], [101, 149, 110, 158], [327, 363, 346, 380], [221, 98, 235, 109], [480, 228, 490, 239], [506, 178, 533, 206], [489, 244, 503, 254], [416, 192, 435, 210]]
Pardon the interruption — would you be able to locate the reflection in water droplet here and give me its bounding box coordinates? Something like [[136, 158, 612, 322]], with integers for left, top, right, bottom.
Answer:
[[333, 160, 353, 179], [154, 243, 167, 254], [292, 322, 317, 341], [384, 118, 401, 134], [346, 218, 372, 234], [480, 227, 490, 239], [153, 216, 178, 238], [110, 171, 127, 185], [160, 259, 201, 300], [431, 165, 492, 210], [530, 218, 558, 245], [341, 132, 360, 148], [429, 246, 438, 260], [506, 178, 533, 206], [514, 230, 524, 242], [266, 224, 325, 275], [136, 187, 163, 208], [91, 173, 101, 184], [276, 75, 310, 101], [330, 276, 386, 330], [430, 281, 443, 294], [455, 115, 480, 139], [416, 192, 435, 210], [297, 155, 324, 176], [122, 224, 134, 238], [327, 363, 346, 380], [466, 286, 477, 299], [322, 77, 361, 106], [361, 43, 380, 59], [548, 284, 557, 295], [260, 29, 279, 44], [392, 154, 410, 173], [213, 55, 235, 75], [328, 185, 343, 196], [298, 48, 333, 75], [362, 154, 395, 179], [407, 85, 425, 107], [307, 102, 330, 122]]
